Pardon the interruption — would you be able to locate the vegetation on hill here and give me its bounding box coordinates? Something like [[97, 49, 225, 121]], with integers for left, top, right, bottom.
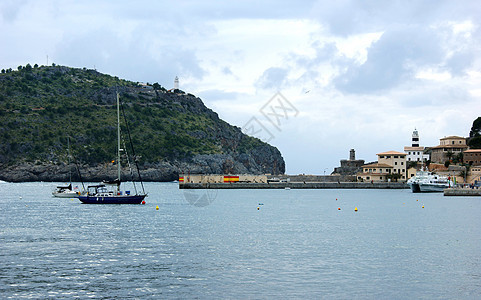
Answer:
[[468, 117, 481, 149], [0, 64, 284, 176]]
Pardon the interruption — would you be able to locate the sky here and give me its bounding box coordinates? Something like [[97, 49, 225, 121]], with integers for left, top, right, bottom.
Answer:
[[1, 0, 481, 174]]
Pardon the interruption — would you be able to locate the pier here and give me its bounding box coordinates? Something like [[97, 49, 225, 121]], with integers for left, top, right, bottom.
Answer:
[[179, 182, 408, 189], [444, 188, 481, 196]]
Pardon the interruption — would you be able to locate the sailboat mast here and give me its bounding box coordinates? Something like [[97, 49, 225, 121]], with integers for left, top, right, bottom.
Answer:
[[117, 92, 121, 182], [67, 136, 71, 183]]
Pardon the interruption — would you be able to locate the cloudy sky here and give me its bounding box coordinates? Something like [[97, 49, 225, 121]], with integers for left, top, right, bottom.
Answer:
[[1, 0, 480, 174]]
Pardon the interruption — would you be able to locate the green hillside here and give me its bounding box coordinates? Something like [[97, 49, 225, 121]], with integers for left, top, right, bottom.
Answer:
[[0, 64, 282, 176]]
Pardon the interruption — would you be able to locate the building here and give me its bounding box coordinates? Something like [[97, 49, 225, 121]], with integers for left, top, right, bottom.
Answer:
[[404, 128, 429, 163], [332, 149, 365, 175], [467, 165, 481, 185], [464, 149, 481, 165], [357, 163, 393, 182], [430, 136, 468, 163], [357, 151, 407, 182]]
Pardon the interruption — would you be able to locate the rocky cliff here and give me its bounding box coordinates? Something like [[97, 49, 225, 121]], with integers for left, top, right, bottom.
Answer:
[[0, 65, 285, 182]]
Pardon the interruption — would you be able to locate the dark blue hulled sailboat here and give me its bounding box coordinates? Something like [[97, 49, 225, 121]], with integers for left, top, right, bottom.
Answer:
[[78, 93, 147, 204]]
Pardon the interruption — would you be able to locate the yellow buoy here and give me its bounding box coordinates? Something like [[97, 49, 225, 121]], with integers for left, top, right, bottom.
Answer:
[[257, 206, 260, 210], [156, 205, 159, 210], [422, 205, 424, 208], [354, 207, 358, 212]]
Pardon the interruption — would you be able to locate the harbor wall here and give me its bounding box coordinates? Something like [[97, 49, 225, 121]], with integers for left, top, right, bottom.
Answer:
[[179, 182, 408, 189], [444, 188, 481, 196]]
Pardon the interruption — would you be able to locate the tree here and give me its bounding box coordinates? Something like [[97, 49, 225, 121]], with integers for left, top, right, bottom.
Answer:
[[468, 137, 481, 149], [407, 161, 418, 169], [25, 63, 32, 72], [469, 117, 481, 137], [1, 69, 4, 73], [446, 150, 454, 161], [453, 152, 463, 164], [18, 65, 23, 71]]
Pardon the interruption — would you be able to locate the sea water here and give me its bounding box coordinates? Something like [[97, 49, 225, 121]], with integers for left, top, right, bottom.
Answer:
[[1, 181, 480, 299]]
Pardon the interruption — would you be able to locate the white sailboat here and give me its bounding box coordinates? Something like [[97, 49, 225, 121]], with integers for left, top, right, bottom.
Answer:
[[52, 136, 83, 198], [78, 92, 147, 204]]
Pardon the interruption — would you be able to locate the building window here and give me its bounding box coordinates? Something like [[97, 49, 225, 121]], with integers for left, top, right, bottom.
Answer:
[[401, 162, 404, 165], [395, 162, 398, 165]]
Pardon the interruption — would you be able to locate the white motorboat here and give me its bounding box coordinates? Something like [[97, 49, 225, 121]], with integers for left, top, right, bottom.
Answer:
[[52, 183, 82, 198], [407, 170, 453, 193]]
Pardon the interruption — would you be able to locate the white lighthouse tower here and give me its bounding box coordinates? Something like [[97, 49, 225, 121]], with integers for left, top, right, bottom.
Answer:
[[412, 128, 419, 147], [404, 128, 429, 163], [174, 76, 179, 90]]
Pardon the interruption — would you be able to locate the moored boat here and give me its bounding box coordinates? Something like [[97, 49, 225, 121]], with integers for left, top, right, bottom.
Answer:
[[78, 92, 147, 204], [407, 169, 453, 193], [52, 183, 82, 198], [52, 136, 85, 198]]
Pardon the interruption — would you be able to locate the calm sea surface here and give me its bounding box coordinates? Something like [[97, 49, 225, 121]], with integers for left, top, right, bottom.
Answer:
[[1, 181, 481, 299]]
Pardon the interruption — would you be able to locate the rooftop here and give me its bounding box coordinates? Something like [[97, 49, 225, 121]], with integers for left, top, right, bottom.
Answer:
[[377, 151, 407, 156], [464, 149, 481, 153], [440, 136, 466, 140], [362, 163, 393, 168], [404, 146, 424, 151]]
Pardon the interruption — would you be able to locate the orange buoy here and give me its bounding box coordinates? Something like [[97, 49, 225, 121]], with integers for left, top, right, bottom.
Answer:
[[338, 207, 341, 210], [142, 200, 146, 205]]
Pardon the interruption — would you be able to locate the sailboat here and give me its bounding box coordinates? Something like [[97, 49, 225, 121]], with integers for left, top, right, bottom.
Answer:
[[78, 93, 147, 204], [52, 136, 83, 198]]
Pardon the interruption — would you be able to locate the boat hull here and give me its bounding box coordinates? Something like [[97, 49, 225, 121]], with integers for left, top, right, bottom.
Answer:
[[409, 183, 421, 193], [418, 184, 449, 193], [52, 191, 80, 198], [78, 194, 146, 204]]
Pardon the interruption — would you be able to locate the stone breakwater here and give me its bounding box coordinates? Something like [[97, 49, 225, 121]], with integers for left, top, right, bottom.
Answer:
[[180, 182, 408, 189], [444, 188, 481, 196]]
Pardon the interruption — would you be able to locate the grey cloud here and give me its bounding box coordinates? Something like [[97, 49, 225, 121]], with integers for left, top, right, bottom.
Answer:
[[309, 0, 480, 36], [334, 26, 444, 94], [256, 67, 289, 90], [222, 66, 233, 76], [54, 29, 205, 86], [444, 51, 474, 76], [0, 0, 28, 22]]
